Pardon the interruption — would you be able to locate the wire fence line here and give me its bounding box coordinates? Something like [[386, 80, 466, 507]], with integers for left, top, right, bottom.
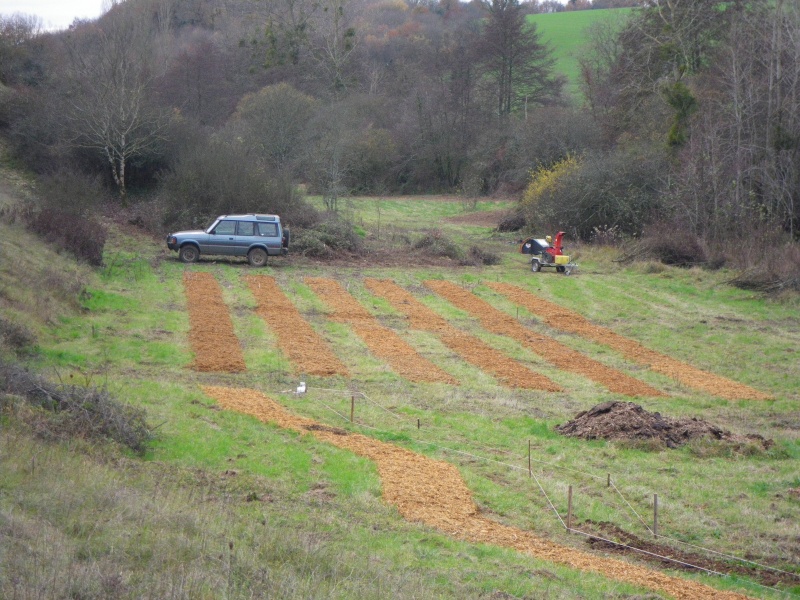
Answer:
[[279, 384, 799, 592]]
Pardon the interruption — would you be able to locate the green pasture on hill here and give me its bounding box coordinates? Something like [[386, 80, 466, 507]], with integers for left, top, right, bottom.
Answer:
[[529, 8, 635, 99], [1, 183, 799, 598]]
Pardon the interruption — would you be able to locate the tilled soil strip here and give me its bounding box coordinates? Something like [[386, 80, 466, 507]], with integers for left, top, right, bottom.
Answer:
[[204, 385, 752, 600], [425, 281, 665, 397], [183, 272, 246, 373], [364, 278, 562, 391], [305, 277, 456, 385], [245, 275, 349, 377], [488, 283, 772, 401]]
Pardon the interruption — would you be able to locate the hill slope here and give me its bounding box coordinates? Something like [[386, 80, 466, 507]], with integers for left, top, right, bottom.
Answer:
[[529, 8, 635, 98]]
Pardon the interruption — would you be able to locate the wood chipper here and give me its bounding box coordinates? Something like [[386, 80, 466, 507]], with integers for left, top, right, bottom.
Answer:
[[519, 231, 577, 275]]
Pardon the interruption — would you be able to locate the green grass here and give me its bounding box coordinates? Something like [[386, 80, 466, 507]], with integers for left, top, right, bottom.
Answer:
[[1, 188, 799, 598], [529, 8, 635, 98]]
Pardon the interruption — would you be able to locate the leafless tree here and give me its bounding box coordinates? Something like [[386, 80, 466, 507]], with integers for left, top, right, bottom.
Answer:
[[308, 0, 360, 96], [61, 14, 168, 203]]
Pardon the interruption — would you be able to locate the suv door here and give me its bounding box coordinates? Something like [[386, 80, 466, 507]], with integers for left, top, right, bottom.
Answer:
[[205, 219, 238, 255], [232, 220, 259, 256]]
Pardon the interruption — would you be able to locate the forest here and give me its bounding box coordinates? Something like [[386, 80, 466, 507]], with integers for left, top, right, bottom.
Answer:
[[1, 0, 799, 283]]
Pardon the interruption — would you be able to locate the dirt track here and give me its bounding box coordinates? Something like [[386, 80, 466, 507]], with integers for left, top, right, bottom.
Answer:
[[488, 283, 772, 401], [425, 281, 665, 397], [365, 278, 562, 391], [305, 278, 456, 384], [245, 275, 349, 377], [204, 385, 753, 600], [183, 272, 246, 373]]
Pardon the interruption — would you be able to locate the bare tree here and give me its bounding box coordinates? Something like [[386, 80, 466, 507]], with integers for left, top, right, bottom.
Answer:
[[61, 15, 168, 203], [308, 0, 360, 96]]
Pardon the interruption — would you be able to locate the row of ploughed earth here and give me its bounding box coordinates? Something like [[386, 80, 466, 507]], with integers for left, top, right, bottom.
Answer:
[[183, 272, 770, 402]]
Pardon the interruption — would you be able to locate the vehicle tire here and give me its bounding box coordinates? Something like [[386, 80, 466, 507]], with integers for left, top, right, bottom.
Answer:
[[556, 265, 566, 273], [564, 266, 573, 276], [247, 248, 268, 267], [179, 245, 199, 263], [531, 260, 541, 273]]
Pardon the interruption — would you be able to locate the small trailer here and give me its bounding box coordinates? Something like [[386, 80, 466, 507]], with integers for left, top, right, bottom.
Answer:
[[520, 231, 577, 275]]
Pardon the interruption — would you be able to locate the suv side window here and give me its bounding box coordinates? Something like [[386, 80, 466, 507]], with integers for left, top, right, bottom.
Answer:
[[213, 220, 237, 235], [258, 222, 278, 237], [237, 221, 255, 236]]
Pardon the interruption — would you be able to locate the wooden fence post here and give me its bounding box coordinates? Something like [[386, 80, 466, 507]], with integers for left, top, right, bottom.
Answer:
[[528, 440, 531, 478], [567, 485, 573, 532], [653, 493, 659, 538], [350, 395, 355, 423]]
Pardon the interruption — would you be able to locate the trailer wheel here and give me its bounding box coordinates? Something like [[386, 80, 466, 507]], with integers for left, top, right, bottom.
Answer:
[[564, 266, 573, 276], [531, 260, 541, 273]]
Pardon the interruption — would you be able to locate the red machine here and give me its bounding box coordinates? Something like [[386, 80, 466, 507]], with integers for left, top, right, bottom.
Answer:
[[519, 231, 576, 275]]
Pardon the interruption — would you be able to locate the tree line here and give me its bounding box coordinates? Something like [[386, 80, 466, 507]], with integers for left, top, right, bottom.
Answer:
[[0, 0, 798, 264]]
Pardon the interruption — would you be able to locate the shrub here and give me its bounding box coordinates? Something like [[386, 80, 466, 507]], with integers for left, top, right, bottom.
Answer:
[[497, 210, 525, 232], [412, 230, 465, 261], [523, 147, 667, 240], [0, 317, 36, 356], [28, 208, 107, 266], [729, 241, 800, 295], [461, 246, 501, 266], [160, 135, 319, 230], [290, 219, 364, 258], [0, 361, 151, 455], [639, 224, 707, 267], [36, 169, 107, 217]]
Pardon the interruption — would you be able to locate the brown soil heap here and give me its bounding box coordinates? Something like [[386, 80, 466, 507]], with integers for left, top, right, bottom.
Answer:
[[245, 275, 349, 377], [183, 272, 246, 373], [425, 280, 664, 397], [305, 277, 456, 384], [365, 278, 562, 391], [488, 283, 772, 401], [556, 401, 773, 449], [204, 385, 753, 600]]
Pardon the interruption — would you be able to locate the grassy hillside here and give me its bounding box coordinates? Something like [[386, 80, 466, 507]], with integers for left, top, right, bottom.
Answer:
[[529, 8, 635, 98], [1, 157, 799, 597]]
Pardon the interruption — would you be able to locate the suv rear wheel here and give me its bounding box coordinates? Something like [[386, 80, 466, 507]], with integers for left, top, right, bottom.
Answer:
[[247, 248, 268, 267], [179, 245, 200, 263]]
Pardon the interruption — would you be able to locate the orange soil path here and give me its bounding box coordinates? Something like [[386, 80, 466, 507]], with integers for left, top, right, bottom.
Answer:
[[488, 283, 772, 401], [364, 278, 562, 391], [305, 277, 456, 385], [245, 275, 349, 377], [204, 386, 752, 600], [425, 281, 665, 397], [183, 272, 246, 373]]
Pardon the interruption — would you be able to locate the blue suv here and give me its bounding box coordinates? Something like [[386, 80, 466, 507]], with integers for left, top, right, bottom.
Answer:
[[166, 214, 289, 267]]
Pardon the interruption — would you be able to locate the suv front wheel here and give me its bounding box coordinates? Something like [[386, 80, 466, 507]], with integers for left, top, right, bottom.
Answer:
[[179, 245, 200, 263], [247, 248, 268, 267]]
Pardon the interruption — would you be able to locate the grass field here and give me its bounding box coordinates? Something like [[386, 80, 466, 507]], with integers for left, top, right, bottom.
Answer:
[[1, 166, 799, 597], [529, 8, 635, 98]]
